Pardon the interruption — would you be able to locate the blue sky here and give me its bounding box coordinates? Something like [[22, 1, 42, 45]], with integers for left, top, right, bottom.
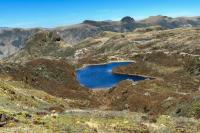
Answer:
[[0, 0, 199, 28]]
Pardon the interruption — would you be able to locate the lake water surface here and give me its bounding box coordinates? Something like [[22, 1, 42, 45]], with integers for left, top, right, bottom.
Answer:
[[76, 62, 147, 89]]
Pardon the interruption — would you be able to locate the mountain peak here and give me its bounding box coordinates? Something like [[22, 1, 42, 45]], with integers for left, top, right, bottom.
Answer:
[[121, 16, 135, 23]]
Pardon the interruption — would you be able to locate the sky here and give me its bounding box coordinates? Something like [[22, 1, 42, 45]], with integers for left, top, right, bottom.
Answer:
[[0, 0, 200, 28]]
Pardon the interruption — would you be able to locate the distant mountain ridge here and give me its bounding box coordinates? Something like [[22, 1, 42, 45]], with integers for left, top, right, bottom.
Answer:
[[1, 15, 200, 59], [141, 15, 200, 28]]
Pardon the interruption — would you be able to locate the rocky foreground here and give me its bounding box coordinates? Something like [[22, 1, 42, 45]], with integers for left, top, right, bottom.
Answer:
[[0, 76, 200, 132], [0, 22, 200, 132]]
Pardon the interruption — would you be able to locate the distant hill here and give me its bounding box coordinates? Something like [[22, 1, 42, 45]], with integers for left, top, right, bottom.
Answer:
[[1, 15, 200, 59], [0, 28, 41, 59], [140, 15, 200, 28], [0, 27, 10, 30], [55, 16, 147, 45]]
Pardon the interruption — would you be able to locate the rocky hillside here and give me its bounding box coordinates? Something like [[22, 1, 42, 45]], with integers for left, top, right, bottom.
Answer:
[[0, 28, 41, 59], [0, 16, 147, 59], [54, 15, 200, 46], [68, 27, 200, 65], [55, 16, 148, 45], [56, 15, 200, 45], [1, 15, 200, 60], [141, 15, 200, 28], [3, 30, 76, 63]]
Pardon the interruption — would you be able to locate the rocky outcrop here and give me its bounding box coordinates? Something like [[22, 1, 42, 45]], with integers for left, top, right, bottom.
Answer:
[[121, 16, 135, 24]]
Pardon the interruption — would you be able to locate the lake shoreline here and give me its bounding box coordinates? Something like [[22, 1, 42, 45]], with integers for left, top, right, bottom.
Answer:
[[76, 60, 135, 71], [76, 61, 155, 89], [112, 72, 157, 80]]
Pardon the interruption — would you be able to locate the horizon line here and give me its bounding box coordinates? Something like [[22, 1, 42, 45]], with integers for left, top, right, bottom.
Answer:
[[1, 14, 200, 29]]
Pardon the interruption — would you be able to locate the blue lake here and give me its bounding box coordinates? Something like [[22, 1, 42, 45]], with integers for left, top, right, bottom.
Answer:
[[76, 62, 147, 89]]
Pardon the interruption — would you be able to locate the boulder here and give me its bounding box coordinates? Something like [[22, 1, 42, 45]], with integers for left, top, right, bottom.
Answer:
[[0, 114, 8, 127]]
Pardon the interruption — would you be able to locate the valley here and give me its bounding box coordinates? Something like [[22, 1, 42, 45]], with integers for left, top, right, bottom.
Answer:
[[0, 16, 200, 132]]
